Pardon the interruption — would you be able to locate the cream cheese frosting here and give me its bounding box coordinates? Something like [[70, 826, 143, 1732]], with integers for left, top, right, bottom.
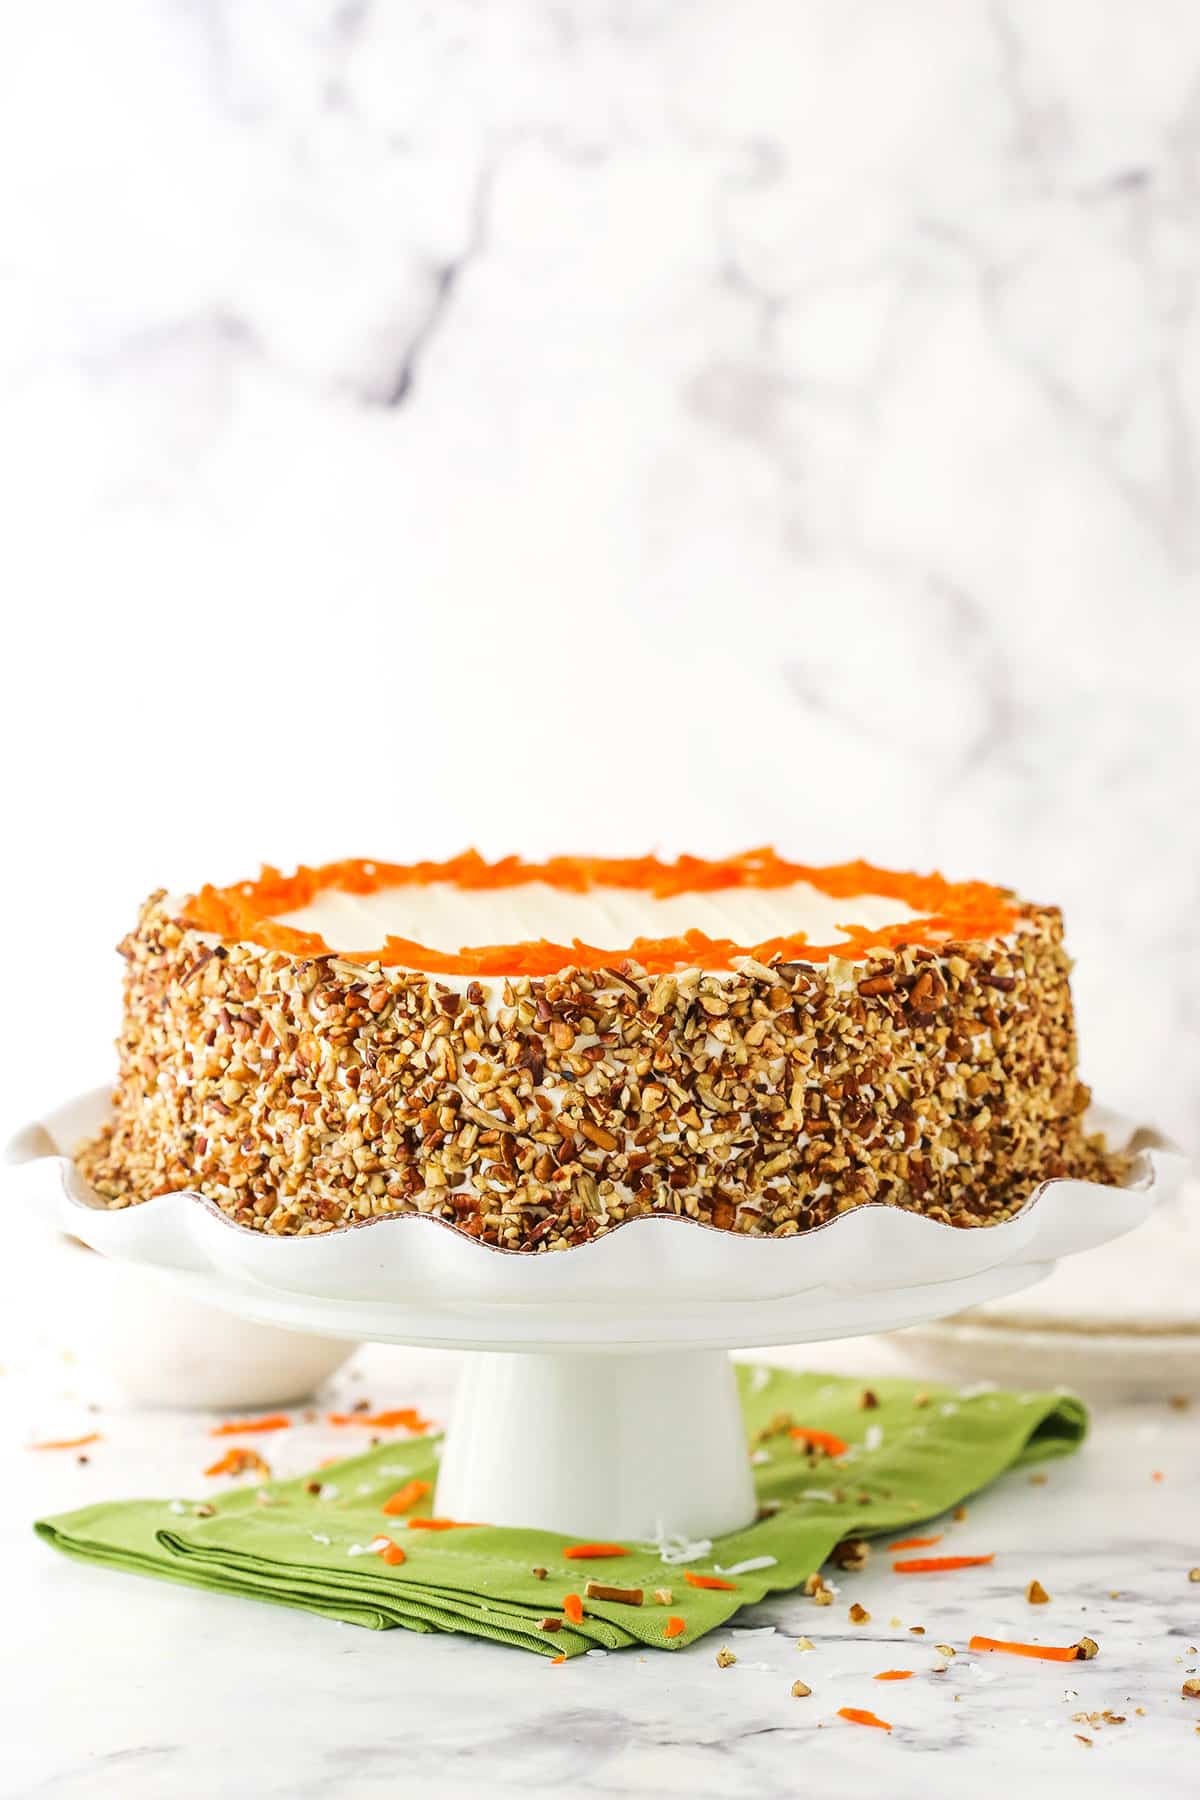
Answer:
[[276, 879, 922, 959]]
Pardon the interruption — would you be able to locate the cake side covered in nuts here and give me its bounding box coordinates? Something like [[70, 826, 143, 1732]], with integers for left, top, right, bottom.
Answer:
[[75, 856, 1126, 1246]]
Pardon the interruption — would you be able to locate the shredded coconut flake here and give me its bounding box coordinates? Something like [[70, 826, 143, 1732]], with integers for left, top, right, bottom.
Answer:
[[312, 1533, 331, 1545], [648, 1521, 714, 1565], [749, 1366, 772, 1394], [715, 1556, 779, 1576], [864, 1424, 884, 1452]]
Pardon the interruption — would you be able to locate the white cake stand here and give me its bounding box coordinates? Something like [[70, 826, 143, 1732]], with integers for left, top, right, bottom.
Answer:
[[7, 1090, 1184, 1542]]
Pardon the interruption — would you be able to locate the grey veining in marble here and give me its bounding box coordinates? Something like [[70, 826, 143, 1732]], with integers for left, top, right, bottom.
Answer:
[[4, 0, 1200, 1150]]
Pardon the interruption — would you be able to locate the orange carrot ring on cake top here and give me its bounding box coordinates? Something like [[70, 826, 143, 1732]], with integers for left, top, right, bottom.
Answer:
[[180, 850, 1022, 976]]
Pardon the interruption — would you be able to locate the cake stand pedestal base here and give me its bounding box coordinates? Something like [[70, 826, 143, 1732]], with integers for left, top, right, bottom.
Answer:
[[435, 1349, 756, 1541]]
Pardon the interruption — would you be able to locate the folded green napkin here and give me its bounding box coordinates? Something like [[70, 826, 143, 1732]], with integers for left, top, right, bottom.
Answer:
[[36, 1367, 1085, 1657]]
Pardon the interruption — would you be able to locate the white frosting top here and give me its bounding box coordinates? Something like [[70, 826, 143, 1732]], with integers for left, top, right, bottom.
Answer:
[[276, 880, 920, 958]]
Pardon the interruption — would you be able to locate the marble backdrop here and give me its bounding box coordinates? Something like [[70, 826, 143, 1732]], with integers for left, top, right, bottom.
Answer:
[[2, 1, 1198, 1149]]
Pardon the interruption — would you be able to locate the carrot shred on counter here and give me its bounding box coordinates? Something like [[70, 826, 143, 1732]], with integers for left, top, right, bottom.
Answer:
[[838, 1707, 892, 1731], [562, 1543, 628, 1560], [888, 1535, 942, 1551], [28, 1433, 103, 1451], [563, 1593, 584, 1625], [893, 1554, 994, 1573], [210, 1414, 290, 1436], [326, 1409, 431, 1432], [789, 1427, 849, 1456], [405, 1517, 481, 1531], [664, 1616, 687, 1639], [684, 1572, 738, 1591], [374, 1539, 407, 1566], [381, 1480, 432, 1516], [969, 1635, 1079, 1662], [874, 1670, 914, 1681], [204, 1447, 271, 1479], [550, 1654, 567, 1665]]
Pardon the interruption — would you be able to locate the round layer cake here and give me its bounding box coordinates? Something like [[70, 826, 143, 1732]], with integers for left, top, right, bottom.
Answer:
[[76, 851, 1124, 1246]]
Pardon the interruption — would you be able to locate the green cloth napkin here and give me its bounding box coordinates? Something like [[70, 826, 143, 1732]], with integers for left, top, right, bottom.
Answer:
[[35, 1367, 1086, 1657]]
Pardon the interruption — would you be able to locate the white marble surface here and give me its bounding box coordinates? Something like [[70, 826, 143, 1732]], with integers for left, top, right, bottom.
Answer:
[[1, 0, 1199, 1157], [3, 8, 1200, 1788], [6, 1317, 1200, 1800]]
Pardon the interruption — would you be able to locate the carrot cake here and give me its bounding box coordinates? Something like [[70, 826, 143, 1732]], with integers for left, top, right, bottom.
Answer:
[[75, 851, 1124, 1246]]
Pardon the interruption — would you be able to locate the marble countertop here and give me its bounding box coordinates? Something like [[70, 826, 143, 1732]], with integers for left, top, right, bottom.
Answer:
[[4, 0, 1200, 1159], [6, 1327, 1199, 1800]]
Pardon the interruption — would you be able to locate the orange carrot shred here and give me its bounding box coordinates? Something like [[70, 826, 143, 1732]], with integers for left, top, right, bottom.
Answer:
[[374, 1539, 407, 1566], [562, 1542, 628, 1559], [563, 1593, 584, 1624], [789, 1427, 849, 1456], [969, 1635, 1079, 1662], [381, 1480, 432, 1516], [183, 853, 1020, 978], [550, 1653, 567, 1665], [664, 1616, 686, 1639], [684, 1572, 738, 1591], [327, 1408, 431, 1432], [874, 1670, 914, 1680], [209, 1414, 291, 1436], [405, 1517, 482, 1531], [889, 1535, 942, 1551], [893, 1554, 994, 1573], [838, 1707, 892, 1731], [28, 1433, 103, 1451], [204, 1447, 271, 1479]]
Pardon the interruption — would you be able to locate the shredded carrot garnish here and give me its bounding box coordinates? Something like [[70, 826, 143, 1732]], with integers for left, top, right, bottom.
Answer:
[[562, 1542, 628, 1560], [327, 1409, 431, 1432], [789, 1427, 849, 1456], [563, 1593, 584, 1624], [204, 1447, 271, 1479], [664, 1616, 687, 1639], [405, 1517, 481, 1531], [838, 1707, 892, 1731], [28, 1433, 103, 1451], [893, 1554, 994, 1573], [969, 1635, 1078, 1662], [381, 1480, 432, 1516], [889, 1535, 942, 1551], [182, 852, 1021, 977], [1152, 1469, 1164, 1482], [374, 1539, 407, 1566], [550, 1653, 567, 1665], [684, 1572, 738, 1591], [210, 1414, 290, 1436], [874, 1670, 914, 1681]]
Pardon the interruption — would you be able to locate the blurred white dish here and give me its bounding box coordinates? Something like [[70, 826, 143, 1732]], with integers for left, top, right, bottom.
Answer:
[[7, 1105, 359, 1411], [895, 1156, 1199, 1398], [65, 1237, 357, 1409]]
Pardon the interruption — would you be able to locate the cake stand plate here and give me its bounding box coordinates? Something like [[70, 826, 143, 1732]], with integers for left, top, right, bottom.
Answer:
[[7, 1091, 1184, 1540]]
